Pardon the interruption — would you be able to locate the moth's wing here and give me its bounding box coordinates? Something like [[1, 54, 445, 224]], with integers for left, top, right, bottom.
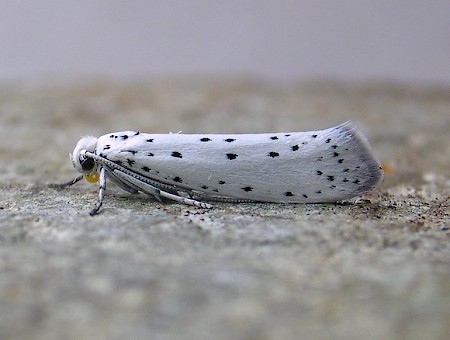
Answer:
[[96, 123, 383, 203]]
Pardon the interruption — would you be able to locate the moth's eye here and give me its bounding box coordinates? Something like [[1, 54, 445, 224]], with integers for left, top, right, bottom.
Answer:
[[81, 157, 95, 171]]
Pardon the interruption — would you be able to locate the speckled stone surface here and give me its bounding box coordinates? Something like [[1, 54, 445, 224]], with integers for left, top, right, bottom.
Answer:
[[0, 79, 449, 339]]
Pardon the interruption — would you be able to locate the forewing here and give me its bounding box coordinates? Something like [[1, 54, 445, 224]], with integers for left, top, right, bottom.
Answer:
[[95, 123, 382, 203]]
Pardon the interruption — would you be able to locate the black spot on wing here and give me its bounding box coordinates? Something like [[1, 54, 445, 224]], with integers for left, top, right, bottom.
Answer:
[[218, 180, 226, 185], [270, 136, 279, 140], [224, 138, 236, 143], [146, 139, 154, 142], [312, 134, 318, 138], [226, 153, 238, 160], [103, 145, 111, 150], [285, 191, 294, 197], [171, 151, 182, 158], [141, 166, 150, 172], [122, 150, 138, 155], [147, 152, 154, 157], [200, 137, 211, 142], [127, 159, 135, 167], [173, 176, 183, 183], [268, 152, 279, 158], [316, 170, 323, 175], [242, 186, 253, 192], [326, 138, 331, 143], [121, 135, 129, 140], [292, 145, 299, 151]]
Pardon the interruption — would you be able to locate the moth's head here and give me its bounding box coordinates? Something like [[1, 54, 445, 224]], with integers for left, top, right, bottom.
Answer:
[[71, 136, 98, 175]]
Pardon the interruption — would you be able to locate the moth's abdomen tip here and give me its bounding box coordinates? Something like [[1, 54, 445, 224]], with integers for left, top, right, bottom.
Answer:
[[333, 121, 384, 195], [356, 152, 384, 196], [362, 165, 384, 193]]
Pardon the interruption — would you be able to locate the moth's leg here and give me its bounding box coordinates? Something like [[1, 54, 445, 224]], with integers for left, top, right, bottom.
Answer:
[[104, 168, 139, 194], [49, 175, 84, 189], [113, 169, 163, 203], [115, 170, 212, 209], [89, 167, 106, 216], [191, 194, 254, 203], [159, 190, 213, 209], [186, 190, 199, 199]]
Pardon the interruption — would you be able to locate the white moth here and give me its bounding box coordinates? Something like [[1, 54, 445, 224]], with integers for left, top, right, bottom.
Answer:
[[51, 121, 383, 215]]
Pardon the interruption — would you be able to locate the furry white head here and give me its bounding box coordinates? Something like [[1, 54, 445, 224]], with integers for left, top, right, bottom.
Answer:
[[70, 136, 98, 174]]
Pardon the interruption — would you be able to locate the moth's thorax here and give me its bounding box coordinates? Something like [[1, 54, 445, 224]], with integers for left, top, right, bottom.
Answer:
[[71, 136, 98, 173]]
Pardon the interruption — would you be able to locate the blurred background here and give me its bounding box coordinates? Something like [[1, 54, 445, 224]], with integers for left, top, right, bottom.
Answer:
[[1, 0, 449, 86]]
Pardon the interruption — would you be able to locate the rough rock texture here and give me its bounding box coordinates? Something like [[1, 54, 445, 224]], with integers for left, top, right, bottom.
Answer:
[[0, 79, 449, 340]]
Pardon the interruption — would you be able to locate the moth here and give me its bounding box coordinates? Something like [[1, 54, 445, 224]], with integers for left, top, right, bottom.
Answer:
[[51, 121, 383, 215]]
